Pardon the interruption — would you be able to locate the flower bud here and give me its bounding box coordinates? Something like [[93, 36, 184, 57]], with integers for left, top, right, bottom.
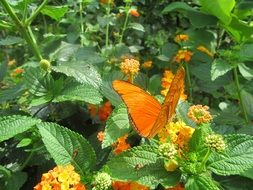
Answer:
[[158, 143, 177, 159], [40, 59, 51, 71], [164, 159, 178, 172], [92, 172, 112, 190], [205, 134, 226, 152]]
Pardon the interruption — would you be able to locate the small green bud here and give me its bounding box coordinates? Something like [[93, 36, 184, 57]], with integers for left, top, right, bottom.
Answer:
[[158, 143, 177, 159], [205, 134, 226, 152], [40, 59, 51, 71], [164, 159, 178, 172], [92, 172, 111, 190]]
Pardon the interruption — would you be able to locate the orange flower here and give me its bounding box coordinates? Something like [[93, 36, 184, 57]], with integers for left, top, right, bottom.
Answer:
[[197, 45, 214, 58], [97, 131, 105, 142], [160, 70, 187, 100], [34, 164, 86, 190], [141, 60, 152, 69], [113, 134, 131, 155], [174, 34, 189, 43], [87, 104, 98, 117], [129, 9, 140, 17], [188, 105, 212, 124], [120, 58, 140, 79], [166, 183, 184, 190], [174, 50, 193, 63], [10, 68, 24, 78], [112, 181, 149, 190], [98, 101, 113, 121]]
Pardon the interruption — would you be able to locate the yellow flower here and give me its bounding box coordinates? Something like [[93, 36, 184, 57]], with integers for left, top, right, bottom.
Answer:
[[188, 105, 212, 124], [160, 70, 187, 100], [8, 59, 16, 66], [34, 164, 86, 190], [197, 45, 214, 58], [158, 121, 194, 149], [141, 60, 152, 69], [174, 34, 189, 43], [174, 50, 193, 63]]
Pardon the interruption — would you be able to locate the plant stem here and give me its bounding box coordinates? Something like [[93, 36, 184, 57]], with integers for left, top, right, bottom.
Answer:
[[200, 148, 211, 172], [233, 67, 249, 124], [19, 150, 35, 171], [79, 1, 84, 47], [105, 5, 111, 48], [25, 0, 48, 26], [119, 4, 130, 43], [1, 0, 43, 60], [184, 63, 193, 103]]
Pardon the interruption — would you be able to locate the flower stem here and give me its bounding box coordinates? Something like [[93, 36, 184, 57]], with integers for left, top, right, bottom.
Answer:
[[25, 0, 48, 26], [105, 5, 111, 48], [184, 63, 193, 103], [119, 4, 130, 43], [233, 67, 249, 124], [1, 0, 43, 60], [79, 1, 84, 47], [20, 150, 35, 171], [200, 148, 211, 172]]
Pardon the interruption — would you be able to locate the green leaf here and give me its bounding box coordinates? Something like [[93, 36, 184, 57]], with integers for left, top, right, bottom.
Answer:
[[162, 2, 194, 13], [76, 47, 105, 64], [16, 138, 32, 148], [37, 122, 96, 174], [240, 167, 253, 180], [199, 0, 235, 24], [102, 104, 131, 148], [41, 5, 68, 21], [185, 175, 220, 190], [128, 23, 145, 32], [107, 145, 180, 189], [0, 36, 23, 45], [241, 90, 253, 119], [5, 171, 27, 190], [176, 101, 196, 128], [211, 59, 234, 81], [208, 134, 253, 175], [222, 16, 253, 42], [100, 71, 125, 107], [187, 11, 217, 28], [0, 62, 7, 81], [238, 63, 253, 80], [0, 115, 40, 142], [148, 74, 161, 95], [50, 42, 80, 62], [53, 83, 103, 104], [238, 43, 253, 61], [52, 61, 102, 89], [0, 84, 26, 103]]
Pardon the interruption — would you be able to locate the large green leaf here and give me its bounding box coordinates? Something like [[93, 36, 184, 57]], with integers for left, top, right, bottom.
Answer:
[[211, 59, 234, 81], [238, 43, 253, 62], [0, 115, 41, 142], [208, 134, 253, 175], [0, 36, 23, 45], [162, 2, 194, 13], [102, 104, 131, 148], [199, 0, 235, 24], [53, 83, 103, 104], [37, 122, 96, 174], [52, 61, 102, 89], [41, 5, 68, 21], [238, 63, 253, 80], [241, 90, 253, 119], [185, 175, 220, 190], [5, 171, 27, 190], [0, 84, 26, 103], [50, 42, 79, 62], [107, 145, 180, 189]]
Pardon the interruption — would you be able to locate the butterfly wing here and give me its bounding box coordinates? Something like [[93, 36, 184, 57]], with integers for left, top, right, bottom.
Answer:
[[149, 67, 185, 137], [112, 80, 162, 137]]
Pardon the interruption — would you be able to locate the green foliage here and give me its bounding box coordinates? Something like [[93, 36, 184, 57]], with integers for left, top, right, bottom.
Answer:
[[4, 171, 27, 190], [208, 134, 253, 175], [52, 61, 102, 89], [107, 145, 180, 189], [0, 115, 40, 142], [211, 59, 234, 81], [41, 5, 68, 21], [102, 104, 131, 148], [185, 175, 220, 190], [37, 122, 96, 174]]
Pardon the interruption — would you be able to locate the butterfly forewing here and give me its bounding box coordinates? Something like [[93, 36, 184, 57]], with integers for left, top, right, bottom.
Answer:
[[112, 80, 162, 137], [149, 67, 185, 137]]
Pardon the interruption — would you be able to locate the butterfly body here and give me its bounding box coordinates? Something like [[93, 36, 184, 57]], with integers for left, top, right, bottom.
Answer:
[[113, 67, 185, 138]]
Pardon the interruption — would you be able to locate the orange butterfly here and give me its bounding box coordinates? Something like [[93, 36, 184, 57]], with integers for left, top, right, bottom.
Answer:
[[112, 66, 185, 138]]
